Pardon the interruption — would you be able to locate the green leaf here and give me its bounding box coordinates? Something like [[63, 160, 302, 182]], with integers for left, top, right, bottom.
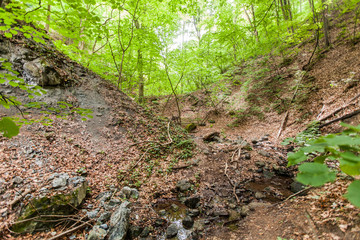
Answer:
[[287, 150, 307, 166], [296, 162, 336, 187], [345, 180, 360, 207], [313, 155, 327, 164], [0, 117, 20, 138], [4, 32, 12, 38]]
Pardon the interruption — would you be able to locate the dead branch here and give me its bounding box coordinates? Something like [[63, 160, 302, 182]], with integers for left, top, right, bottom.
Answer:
[[47, 221, 91, 240], [9, 188, 33, 208], [319, 109, 360, 128], [225, 148, 241, 204], [319, 93, 360, 121]]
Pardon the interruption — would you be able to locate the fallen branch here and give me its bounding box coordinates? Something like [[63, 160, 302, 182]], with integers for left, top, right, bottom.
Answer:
[[47, 221, 91, 240], [225, 148, 241, 204], [9, 188, 33, 208], [319, 93, 360, 121], [319, 109, 360, 128]]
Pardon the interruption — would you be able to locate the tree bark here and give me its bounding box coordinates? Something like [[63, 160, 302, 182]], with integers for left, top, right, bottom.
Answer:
[[321, 0, 330, 47]]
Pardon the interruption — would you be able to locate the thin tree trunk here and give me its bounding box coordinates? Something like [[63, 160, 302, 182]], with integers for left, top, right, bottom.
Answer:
[[322, 0, 330, 47], [45, 5, 51, 33], [137, 49, 144, 104]]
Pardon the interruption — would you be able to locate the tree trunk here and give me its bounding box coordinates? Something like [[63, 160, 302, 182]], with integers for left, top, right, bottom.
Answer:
[[322, 0, 330, 47], [137, 49, 144, 104], [45, 5, 51, 33]]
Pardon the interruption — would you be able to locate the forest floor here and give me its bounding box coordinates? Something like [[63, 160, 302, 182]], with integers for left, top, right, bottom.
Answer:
[[1, 8, 360, 240]]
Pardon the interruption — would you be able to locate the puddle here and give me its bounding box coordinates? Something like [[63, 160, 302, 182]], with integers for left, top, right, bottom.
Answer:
[[154, 200, 192, 240], [245, 176, 293, 203]]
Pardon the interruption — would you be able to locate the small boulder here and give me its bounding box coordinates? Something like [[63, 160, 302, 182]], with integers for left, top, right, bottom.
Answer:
[[176, 180, 192, 192], [87, 226, 107, 240], [186, 123, 197, 132], [166, 223, 178, 239], [108, 201, 131, 240], [182, 216, 194, 229], [203, 132, 220, 142], [184, 196, 200, 209], [290, 181, 306, 194], [258, 150, 270, 158]]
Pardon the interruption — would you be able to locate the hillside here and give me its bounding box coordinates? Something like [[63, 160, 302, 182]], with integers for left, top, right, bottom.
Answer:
[[1, 1, 360, 240]]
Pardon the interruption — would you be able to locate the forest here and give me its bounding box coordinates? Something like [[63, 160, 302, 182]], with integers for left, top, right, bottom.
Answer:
[[1, 0, 360, 239]]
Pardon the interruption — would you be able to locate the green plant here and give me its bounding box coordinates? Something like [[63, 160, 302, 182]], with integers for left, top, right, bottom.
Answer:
[[288, 123, 360, 207], [282, 121, 320, 146]]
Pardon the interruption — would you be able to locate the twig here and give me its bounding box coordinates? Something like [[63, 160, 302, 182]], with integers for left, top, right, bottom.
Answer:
[[47, 221, 91, 240], [283, 187, 312, 202], [167, 121, 173, 143], [118, 148, 150, 182], [305, 209, 319, 240]]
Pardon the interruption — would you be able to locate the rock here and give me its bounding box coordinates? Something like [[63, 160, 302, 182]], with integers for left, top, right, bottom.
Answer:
[[244, 153, 251, 160], [97, 212, 111, 224], [129, 225, 143, 239], [263, 170, 274, 179], [193, 220, 205, 231], [213, 209, 229, 217], [255, 161, 265, 168], [240, 141, 252, 150], [12, 180, 88, 233], [254, 192, 265, 199], [139, 226, 152, 238], [166, 223, 178, 239], [108, 199, 122, 207], [154, 218, 167, 227], [171, 204, 179, 212], [176, 180, 192, 192], [100, 224, 109, 230], [12, 176, 23, 185], [87, 209, 99, 219], [203, 132, 220, 142], [120, 186, 139, 199], [240, 205, 250, 217], [251, 139, 258, 144], [52, 173, 69, 188], [248, 201, 271, 211], [186, 123, 197, 132], [87, 226, 107, 240], [258, 150, 270, 158], [290, 181, 306, 193], [187, 209, 200, 218], [108, 201, 131, 240], [184, 196, 200, 209], [182, 216, 194, 229], [188, 231, 200, 240], [158, 209, 167, 216], [228, 210, 241, 221]]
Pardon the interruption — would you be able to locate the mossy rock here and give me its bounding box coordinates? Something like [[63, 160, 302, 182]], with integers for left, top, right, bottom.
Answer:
[[12, 181, 88, 233], [185, 123, 197, 132]]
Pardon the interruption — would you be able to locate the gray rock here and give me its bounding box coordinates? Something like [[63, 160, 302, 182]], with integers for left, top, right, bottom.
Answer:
[[108, 201, 130, 240], [255, 161, 266, 168], [154, 218, 167, 227], [87, 209, 99, 219], [184, 196, 200, 209], [182, 216, 194, 229], [193, 220, 205, 231], [52, 173, 69, 189], [290, 181, 306, 193], [108, 199, 122, 207], [97, 212, 111, 224], [171, 204, 179, 212], [248, 201, 271, 211], [100, 224, 108, 230], [140, 226, 152, 238], [12, 180, 88, 233], [240, 205, 250, 217], [120, 187, 139, 199], [158, 209, 167, 216], [187, 209, 200, 218], [166, 223, 178, 239], [213, 209, 229, 216], [87, 226, 107, 240], [258, 150, 270, 158], [176, 180, 192, 192], [12, 176, 23, 185], [129, 225, 143, 239], [254, 192, 265, 199]]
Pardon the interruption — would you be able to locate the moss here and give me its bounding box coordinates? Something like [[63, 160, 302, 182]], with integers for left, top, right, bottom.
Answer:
[[185, 123, 197, 132]]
